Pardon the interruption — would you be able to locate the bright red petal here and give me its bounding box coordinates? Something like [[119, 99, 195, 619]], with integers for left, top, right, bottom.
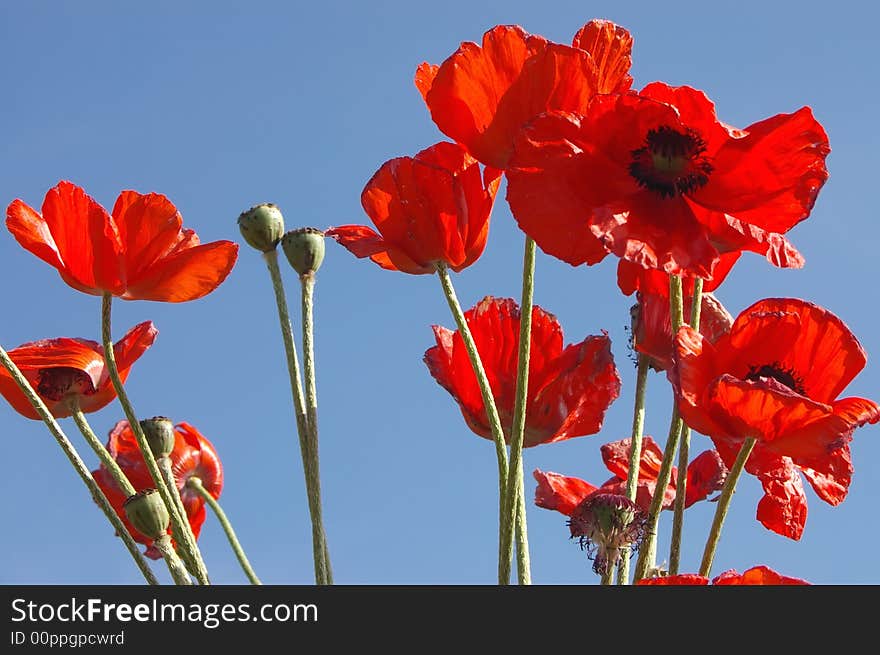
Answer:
[[753, 455, 808, 540], [112, 190, 184, 282], [8, 182, 124, 295], [123, 240, 239, 302], [798, 445, 851, 506], [423, 26, 598, 168], [325, 224, 431, 274], [707, 374, 832, 446], [725, 298, 869, 405], [712, 565, 810, 585], [571, 20, 633, 93], [414, 62, 439, 102], [670, 326, 727, 438], [533, 469, 598, 516], [683, 449, 728, 508], [637, 574, 709, 585], [691, 107, 829, 234]]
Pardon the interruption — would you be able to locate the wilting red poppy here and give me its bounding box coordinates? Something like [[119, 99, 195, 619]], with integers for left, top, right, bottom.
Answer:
[[631, 288, 733, 372], [93, 419, 223, 559], [326, 142, 501, 275], [424, 296, 620, 446], [506, 84, 826, 278], [637, 565, 809, 585], [534, 436, 727, 515], [671, 297, 880, 539], [6, 181, 238, 302], [0, 322, 157, 419], [416, 20, 633, 169]]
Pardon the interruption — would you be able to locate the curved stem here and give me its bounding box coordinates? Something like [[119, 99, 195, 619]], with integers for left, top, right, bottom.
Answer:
[[68, 401, 135, 497], [152, 535, 194, 585], [188, 477, 262, 585], [263, 250, 328, 585], [300, 272, 332, 585], [100, 293, 210, 586], [633, 275, 684, 582], [505, 235, 535, 585], [669, 277, 704, 575], [699, 437, 756, 577], [617, 353, 650, 585], [0, 345, 158, 584], [436, 263, 511, 584]]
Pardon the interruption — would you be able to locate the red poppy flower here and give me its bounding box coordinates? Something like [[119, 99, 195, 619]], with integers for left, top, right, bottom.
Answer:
[[424, 296, 620, 446], [93, 419, 223, 559], [631, 288, 733, 372], [415, 20, 633, 169], [326, 142, 501, 275], [637, 565, 809, 585], [0, 322, 157, 419], [671, 297, 880, 539], [534, 436, 727, 515], [506, 84, 826, 278], [6, 181, 239, 302]]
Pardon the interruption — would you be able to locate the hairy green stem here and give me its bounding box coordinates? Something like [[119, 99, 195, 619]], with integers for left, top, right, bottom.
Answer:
[[633, 275, 684, 582], [513, 455, 531, 584], [152, 535, 193, 585], [188, 476, 262, 585], [601, 567, 615, 586], [0, 345, 158, 584], [504, 235, 535, 585], [699, 437, 756, 577], [669, 277, 704, 574], [263, 250, 329, 585], [300, 272, 332, 585], [617, 353, 650, 585], [436, 263, 511, 584], [157, 456, 203, 580], [68, 401, 135, 497], [100, 293, 210, 585]]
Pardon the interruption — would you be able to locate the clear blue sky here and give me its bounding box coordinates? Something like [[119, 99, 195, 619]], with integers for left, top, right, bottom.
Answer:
[[1, 0, 878, 584]]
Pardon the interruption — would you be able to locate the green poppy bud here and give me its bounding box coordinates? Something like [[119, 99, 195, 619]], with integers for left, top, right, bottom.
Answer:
[[123, 489, 170, 541], [237, 203, 285, 252], [281, 227, 325, 276], [139, 416, 176, 458]]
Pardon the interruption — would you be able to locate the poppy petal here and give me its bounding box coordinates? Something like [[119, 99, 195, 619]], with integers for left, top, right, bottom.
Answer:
[[683, 449, 728, 508], [123, 240, 239, 302], [571, 20, 633, 93], [637, 574, 710, 585], [423, 27, 599, 169], [111, 191, 183, 281], [698, 210, 805, 269], [639, 83, 737, 153], [8, 182, 124, 294], [798, 445, 852, 506], [325, 224, 431, 274], [690, 107, 830, 234], [754, 456, 808, 540], [5, 199, 64, 270], [600, 436, 664, 483], [712, 565, 809, 585], [532, 333, 621, 445], [707, 374, 832, 444], [414, 62, 439, 101], [670, 326, 727, 438], [533, 469, 598, 516], [726, 298, 868, 404]]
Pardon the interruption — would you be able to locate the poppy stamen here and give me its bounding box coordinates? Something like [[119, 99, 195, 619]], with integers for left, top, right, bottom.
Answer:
[[36, 367, 97, 401], [567, 492, 648, 575], [629, 125, 713, 198], [744, 362, 806, 395]]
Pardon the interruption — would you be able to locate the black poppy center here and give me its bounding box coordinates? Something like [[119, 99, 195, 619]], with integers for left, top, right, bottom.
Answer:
[[629, 125, 713, 198], [36, 367, 97, 401], [744, 362, 806, 395]]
